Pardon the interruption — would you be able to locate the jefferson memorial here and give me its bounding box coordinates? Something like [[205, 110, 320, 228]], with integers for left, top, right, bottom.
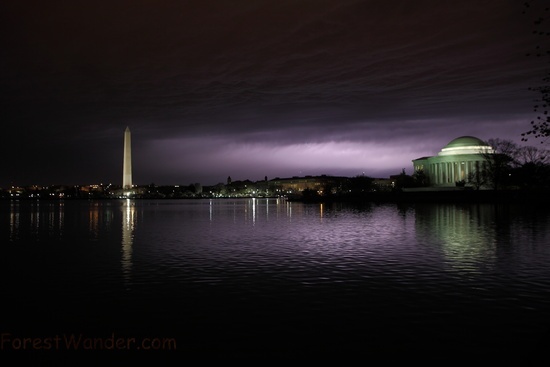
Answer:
[[412, 136, 494, 187]]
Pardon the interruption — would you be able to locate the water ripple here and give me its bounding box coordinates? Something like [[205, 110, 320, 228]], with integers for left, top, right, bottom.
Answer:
[[2, 199, 550, 356]]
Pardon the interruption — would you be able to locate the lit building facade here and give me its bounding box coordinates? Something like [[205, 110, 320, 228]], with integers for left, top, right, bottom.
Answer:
[[412, 136, 494, 187], [269, 175, 346, 195]]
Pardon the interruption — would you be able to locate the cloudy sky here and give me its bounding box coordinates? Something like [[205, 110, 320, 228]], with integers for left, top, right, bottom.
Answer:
[[1, 0, 547, 187]]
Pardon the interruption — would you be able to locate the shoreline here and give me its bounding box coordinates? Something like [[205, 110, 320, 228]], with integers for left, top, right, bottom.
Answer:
[[2, 190, 550, 204], [291, 189, 550, 204]]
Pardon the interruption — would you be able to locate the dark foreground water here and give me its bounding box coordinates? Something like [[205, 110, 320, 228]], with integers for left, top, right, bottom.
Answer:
[[1, 198, 549, 364]]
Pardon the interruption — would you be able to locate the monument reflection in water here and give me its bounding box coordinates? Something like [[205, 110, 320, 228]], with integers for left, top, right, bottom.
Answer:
[[121, 199, 135, 286], [415, 204, 499, 272], [0, 198, 549, 362]]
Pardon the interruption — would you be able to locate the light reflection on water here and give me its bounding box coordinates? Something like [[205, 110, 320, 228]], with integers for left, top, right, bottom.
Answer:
[[415, 204, 499, 273], [6, 200, 66, 241], [1, 198, 550, 359], [121, 199, 136, 287], [3, 198, 549, 287]]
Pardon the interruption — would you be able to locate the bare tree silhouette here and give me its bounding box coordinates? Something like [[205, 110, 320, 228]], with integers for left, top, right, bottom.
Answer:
[[521, 1, 550, 144]]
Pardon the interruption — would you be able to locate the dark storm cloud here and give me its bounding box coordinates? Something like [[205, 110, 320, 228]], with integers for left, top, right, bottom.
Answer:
[[0, 0, 546, 185]]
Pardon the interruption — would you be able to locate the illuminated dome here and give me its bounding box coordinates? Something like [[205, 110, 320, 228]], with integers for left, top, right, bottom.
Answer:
[[438, 136, 494, 156], [413, 135, 496, 187]]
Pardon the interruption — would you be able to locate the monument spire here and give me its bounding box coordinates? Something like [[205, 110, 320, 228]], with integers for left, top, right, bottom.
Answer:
[[123, 126, 132, 189]]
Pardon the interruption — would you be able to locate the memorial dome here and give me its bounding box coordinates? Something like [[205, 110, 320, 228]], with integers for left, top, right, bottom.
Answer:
[[438, 136, 493, 156]]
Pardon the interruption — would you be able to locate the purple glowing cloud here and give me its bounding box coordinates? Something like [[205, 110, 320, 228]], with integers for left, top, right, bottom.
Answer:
[[0, 0, 546, 186]]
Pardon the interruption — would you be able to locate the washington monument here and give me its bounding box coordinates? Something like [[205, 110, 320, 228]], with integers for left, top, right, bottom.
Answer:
[[123, 126, 132, 189]]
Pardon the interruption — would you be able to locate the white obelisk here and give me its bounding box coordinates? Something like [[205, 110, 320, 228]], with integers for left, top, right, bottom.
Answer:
[[123, 126, 132, 190]]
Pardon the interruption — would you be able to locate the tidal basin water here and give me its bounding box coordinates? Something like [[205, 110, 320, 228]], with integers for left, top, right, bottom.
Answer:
[[1, 198, 550, 362]]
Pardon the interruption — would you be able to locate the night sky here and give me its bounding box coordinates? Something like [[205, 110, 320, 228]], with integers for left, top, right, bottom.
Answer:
[[1, 0, 547, 187]]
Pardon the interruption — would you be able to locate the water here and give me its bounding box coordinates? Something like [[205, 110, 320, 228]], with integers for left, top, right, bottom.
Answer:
[[1, 198, 549, 363]]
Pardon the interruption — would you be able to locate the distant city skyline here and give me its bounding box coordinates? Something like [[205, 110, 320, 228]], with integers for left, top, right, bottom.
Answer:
[[1, 1, 547, 187]]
